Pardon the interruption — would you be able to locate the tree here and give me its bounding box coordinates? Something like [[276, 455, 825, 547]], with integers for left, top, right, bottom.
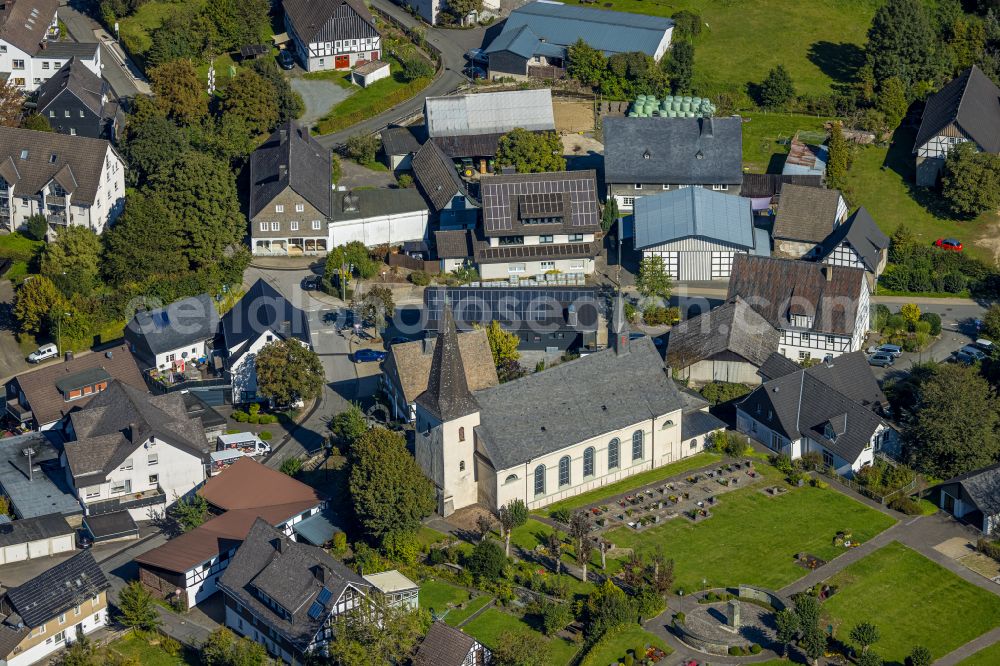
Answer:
[[279, 457, 303, 477], [794, 593, 821, 631], [348, 427, 436, 542], [906, 645, 932, 666], [58, 634, 99, 666], [402, 55, 435, 81], [101, 192, 187, 285], [667, 40, 695, 94], [889, 223, 917, 263], [940, 141, 1000, 217], [585, 579, 634, 635], [121, 100, 190, 186], [636, 255, 673, 300], [467, 538, 506, 581], [204, 0, 270, 51], [169, 493, 209, 533], [547, 530, 563, 575], [218, 69, 279, 138], [491, 628, 548, 666], [255, 338, 325, 406], [24, 214, 48, 242], [567, 39, 607, 88], [249, 58, 304, 123], [326, 241, 377, 297], [149, 151, 243, 269], [983, 303, 1000, 341], [948, 15, 986, 71], [331, 402, 368, 448], [877, 77, 909, 130], [40, 226, 102, 296], [827, 121, 850, 190], [486, 320, 520, 369], [0, 79, 22, 127], [601, 197, 619, 234], [354, 285, 394, 338], [866, 0, 941, 89], [150, 59, 207, 124], [857, 652, 884, 666], [577, 535, 594, 583], [495, 128, 566, 173], [345, 133, 380, 165], [445, 0, 482, 21], [904, 363, 1000, 477], [201, 627, 267, 666], [327, 598, 431, 665], [475, 513, 495, 540], [540, 601, 573, 636], [497, 498, 528, 556], [850, 621, 881, 654], [117, 581, 160, 631], [758, 64, 795, 108], [775, 608, 800, 657], [13, 275, 65, 335], [569, 510, 592, 580], [899, 303, 921, 326], [21, 113, 52, 132], [672, 10, 702, 39], [800, 625, 827, 666]]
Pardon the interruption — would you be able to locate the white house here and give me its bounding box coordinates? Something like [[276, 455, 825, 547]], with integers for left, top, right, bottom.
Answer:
[[61, 382, 208, 521], [124, 293, 219, 373], [282, 0, 381, 72], [220, 279, 311, 405], [814, 206, 890, 282], [363, 571, 419, 611], [727, 254, 870, 362], [735, 352, 898, 477], [329, 188, 429, 248], [0, 127, 125, 234]]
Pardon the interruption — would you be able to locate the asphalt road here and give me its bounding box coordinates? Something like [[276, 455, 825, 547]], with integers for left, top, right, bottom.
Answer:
[[314, 0, 487, 149], [57, 2, 148, 98]]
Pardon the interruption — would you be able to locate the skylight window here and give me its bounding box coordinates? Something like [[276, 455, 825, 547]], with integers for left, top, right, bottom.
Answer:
[[19, 149, 27, 160]]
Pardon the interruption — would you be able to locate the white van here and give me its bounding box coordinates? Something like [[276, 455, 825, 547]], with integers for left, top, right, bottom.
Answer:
[[27, 343, 58, 363], [216, 433, 271, 457]]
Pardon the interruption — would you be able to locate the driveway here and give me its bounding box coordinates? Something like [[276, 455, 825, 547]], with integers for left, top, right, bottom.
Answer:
[[59, 2, 148, 97], [0, 280, 30, 381], [290, 77, 355, 127], [337, 159, 399, 189]]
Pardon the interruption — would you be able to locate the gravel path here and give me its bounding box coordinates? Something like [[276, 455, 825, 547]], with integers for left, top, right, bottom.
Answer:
[[291, 78, 355, 126]]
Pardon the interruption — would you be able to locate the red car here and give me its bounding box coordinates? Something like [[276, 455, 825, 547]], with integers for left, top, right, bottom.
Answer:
[[935, 238, 963, 251]]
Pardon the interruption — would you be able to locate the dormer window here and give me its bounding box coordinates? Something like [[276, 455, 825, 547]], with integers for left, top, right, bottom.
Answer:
[[824, 423, 835, 440]]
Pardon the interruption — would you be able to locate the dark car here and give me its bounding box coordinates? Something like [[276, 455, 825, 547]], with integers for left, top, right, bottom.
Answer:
[[354, 349, 387, 363], [389, 336, 412, 346], [464, 65, 486, 80], [867, 352, 894, 367], [278, 50, 295, 70], [952, 350, 978, 365], [301, 275, 320, 290], [465, 48, 488, 65]]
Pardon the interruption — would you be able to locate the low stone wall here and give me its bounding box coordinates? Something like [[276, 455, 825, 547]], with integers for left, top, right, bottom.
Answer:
[[738, 584, 790, 612], [672, 619, 733, 656]]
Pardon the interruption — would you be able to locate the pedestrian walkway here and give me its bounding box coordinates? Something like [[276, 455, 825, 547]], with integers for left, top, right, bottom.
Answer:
[[933, 628, 1000, 666]]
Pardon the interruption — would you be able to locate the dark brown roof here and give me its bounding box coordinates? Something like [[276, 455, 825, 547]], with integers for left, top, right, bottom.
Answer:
[[250, 121, 332, 219], [913, 65, 1000, 153], [384, 329, 498, 405], [475, 240, 598, 264], [726, 255, 867, 336], [772, 184, 843, 243], [0, 0, 58, 55], [434, 229, 474, 258], [411, 140, 473, 212], [8, 345, 145, 427], [815, 206, 889, 273], [282, 0, 377, 44], [414, 622, 480, 666], [0, 127, 117, 205], [432, 133, 504, 158], [667, 297, 780, 368], [740, 173, 823, 198], [415, 305, 479, 421], [199, 457, 325, 511]]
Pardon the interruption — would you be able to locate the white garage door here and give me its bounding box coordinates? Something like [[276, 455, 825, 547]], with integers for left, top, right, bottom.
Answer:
[[52, 535, 74, 555], [27, 539, 49, 559], [3, 543, 27, 563]]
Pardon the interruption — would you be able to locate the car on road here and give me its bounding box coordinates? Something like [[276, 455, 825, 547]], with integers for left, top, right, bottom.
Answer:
[[301, 276, 321, 290], [278, 50, 295, 70], [952, 349, 979, 365], [463, 65, 487, 80], [934, 238, 963, 251], [465, 48, 488, 65], [866, 344, 902, 358], [959, 344, 987, 361], [27, 343, 58, 363], [867, 352, 895, 367], [353, 349, 387, 363]]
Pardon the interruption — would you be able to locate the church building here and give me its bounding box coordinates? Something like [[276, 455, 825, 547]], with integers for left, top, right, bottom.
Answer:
[[414, 298, 717, 515]]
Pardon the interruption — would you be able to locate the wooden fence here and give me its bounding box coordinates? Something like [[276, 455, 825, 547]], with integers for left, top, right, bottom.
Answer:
[[387, 253, 439, 273]]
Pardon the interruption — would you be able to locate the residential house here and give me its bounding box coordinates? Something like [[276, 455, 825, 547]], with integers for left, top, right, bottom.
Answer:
[[634, 187, 765, 280], [476, 170, 601, 279], [413, 622, 490, 666], [434, 228, 476, 273], [362, 571, 419, 611], [0, 433, 83, 521], [667, 297, 780, 385], [135, 457, 326, 609], [414, 298, 708, 515], [218, 518, 373, 663], [424, 89, 555, 172], [61, 381, 211, 521], [124, 293, 219, 375], [382, 327, 499, 422], [813, 206, 889, 281], [781, 134, 827, 178], [726, 255, 870, 361], [738, 173, 822, 213], [34, 57, 122, 140], [0, 127, 126, 234], [735, 351, 898, 476], [771, 184, 848, 258], [678, 386, 727, 456], [913, 65, 1000, 186], [4, 344, 145, 431], [0, 0, 102, 93], [220, 279, 311, 404], [411, 140, 479, 229], [249, 121, 332, 256], [931, 463, 1000, 536], [0, 513, 75, 565], [485, 1, 673, 79], [603, 117, 743, 212], [423, 286, 603, 351], [400, 0, 499, 26], [380, 126, 423, 171], [328, 188, 429, 248], [0, 551, 109, 666], [282, 0, 381, 72]]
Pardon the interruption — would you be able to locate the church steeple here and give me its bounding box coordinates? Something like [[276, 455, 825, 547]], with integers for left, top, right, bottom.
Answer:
[[612, 291, 630, 355], [416, 303, 479, 422]]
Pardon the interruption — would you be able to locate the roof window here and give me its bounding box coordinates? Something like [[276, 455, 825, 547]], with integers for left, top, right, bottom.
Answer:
[[19, 149, 27, 160]]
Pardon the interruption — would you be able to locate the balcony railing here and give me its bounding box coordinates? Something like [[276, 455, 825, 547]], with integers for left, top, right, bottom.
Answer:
[[86, 485, 166, 516], [46, 195, 66, 206], [46, 213, 67, 225], [5, 400, 32, 422]]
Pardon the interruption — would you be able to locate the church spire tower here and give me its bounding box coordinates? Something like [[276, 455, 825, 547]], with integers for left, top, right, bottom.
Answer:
[[416, 302, 479, 422]]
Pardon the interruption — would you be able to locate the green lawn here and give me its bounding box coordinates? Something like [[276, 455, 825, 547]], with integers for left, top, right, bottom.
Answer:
[[822, 542, 1000, 664], [444, 595, 492, 626], [605, 479, 896, 592], [539, 452, 722, 516], [740, 113, 835, 173], [415, 526, 449, 548], [303, 68, 356, 89], [463, 608, 580, 665], [956, 641, 1000, 666], [107, 633, 197, 666], [589, 0, 875, 97], [420, 579, 491, 625], [580, 625, 671, 666], [844, 127, 1000, 265]]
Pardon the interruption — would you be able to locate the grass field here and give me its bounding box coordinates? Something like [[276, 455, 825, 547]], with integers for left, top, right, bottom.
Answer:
[[420, 579, 492, 625], [579, 625, 671, 666], [108, 633, 197, 665], [956, 641, 1000, 666], [462, 608, 580, 665], [605, 477, 896, 592], [740, 113, 835, 173], [822, 542, 1000, 664], [415, 526, 449, 548], [588, 0, 878, 97]]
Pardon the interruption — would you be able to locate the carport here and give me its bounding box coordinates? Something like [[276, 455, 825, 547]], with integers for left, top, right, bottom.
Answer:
[[84, 511, 139, 544]]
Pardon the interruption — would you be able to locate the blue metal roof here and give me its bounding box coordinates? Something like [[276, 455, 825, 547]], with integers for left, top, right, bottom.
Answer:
[[292, 509, 343, 546], [486, 1, 673, 58], [634, 187, 755, 250]]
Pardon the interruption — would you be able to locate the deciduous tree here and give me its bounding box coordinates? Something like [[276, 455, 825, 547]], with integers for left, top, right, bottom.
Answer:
[[636, 255, 673, 300], [775, 608, 800, 657], [486, 320, 520, 368], [40, 226, 102, 296], [567, 39, 607, 88], [0, 79, 22, 127], [354, 285, 394, 337], [800, 625, 827, 666], [249, 58, 304, 123], [121, 100, 190, 187], [906, 645, 932, 666], [21, 113, 51, 132], [25, 214, 48, 242], [547, 530, 563, 576], [327, 598, 430, 666], [169, 493, 209, 533], [13, 275, 64, 335], [850, 622, 881, 654], [585, 579, 634, 635], [467, 538, 506, 581], [330, 402, 368, 449], [497, 498, 528, 556], [150, 59, 207, 124], [345, 133, 380, 165], [101, 192, 187, 285], [201, 627, 267, 666], [218, 69, 279, 138], [940, 141, 1000, 217], [491, 628, 548, 666], [254, 338, 325, 406], [496, 128, 566, 173]]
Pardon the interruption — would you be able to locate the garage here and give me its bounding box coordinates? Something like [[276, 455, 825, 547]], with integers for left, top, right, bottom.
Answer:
[[0, 513, 75, 565]]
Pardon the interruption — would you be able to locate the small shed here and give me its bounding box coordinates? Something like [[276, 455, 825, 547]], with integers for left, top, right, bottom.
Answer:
[[352, 60, 390, 87], [239, 44, 270, 60], [363, 570, 419, 610], [0, 513, 75, 564], [84, 510, 139, 544]]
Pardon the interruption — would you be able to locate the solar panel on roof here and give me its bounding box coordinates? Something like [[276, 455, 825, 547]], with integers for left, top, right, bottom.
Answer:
[[307, 601, 324, 619], [317, 587, 332, 605]]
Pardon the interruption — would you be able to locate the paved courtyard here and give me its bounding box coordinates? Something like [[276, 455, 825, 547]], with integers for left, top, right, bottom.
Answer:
[[290, 77, 354, 127]]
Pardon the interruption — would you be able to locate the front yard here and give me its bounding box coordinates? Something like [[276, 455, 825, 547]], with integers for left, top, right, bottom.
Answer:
[[107, 633, 198, 665], [821, 542, 1000, 664], [462, 607, 581, 665], [419, 578, 492, 626]]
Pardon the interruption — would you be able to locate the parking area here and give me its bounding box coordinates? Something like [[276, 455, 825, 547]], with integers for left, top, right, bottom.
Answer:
[[289, 77, 355, 127]]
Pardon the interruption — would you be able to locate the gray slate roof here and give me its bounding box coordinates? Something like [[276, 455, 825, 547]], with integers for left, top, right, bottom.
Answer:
[[815, 206, 889, 273], [6, 551, 109, 628], [0, 127, 115, 205], [282, 0, 377, 44], [666, 297, 780, 368], [330, 188, 427, 222], [0, 513, 73, 549], [249, 121, 332, 219], [124, 293, 218, 364], [474, 337, 684, 470], [425, 89, 555, 138], [635, 186, 755, 249], [913, 65, 1000, 153], [941, 463, 1000, 516], [434, 229, 474, 258], [739, 174, 823, 199], [416, 305, 480, 422], [772, 184, 843, 243], [221, 279, 311, 361], [681, 410, 727, 440], [36, 58, 115, 119], [603, 117, 743, 185], [480, 170, 600, 236], [0, 0, 58, 55], [411, 140, 474, 212], [217, 518, 369, 653], [380, 126, 422, 156], [757, 352, 802, 382]]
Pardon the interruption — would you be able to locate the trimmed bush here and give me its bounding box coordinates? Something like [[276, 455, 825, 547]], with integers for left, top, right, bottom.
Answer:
[[750, 643, 762, 654], [232, 411, 249, 422], [248, 414, 260, 424], [410, 270, 431, 286], [258, 431, 273, 441], [888, 496, 922, 515], [674, 612, 686, 624]]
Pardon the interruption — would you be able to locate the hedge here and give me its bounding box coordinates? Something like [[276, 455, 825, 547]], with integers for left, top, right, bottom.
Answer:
[[314, 77, 433, 135]]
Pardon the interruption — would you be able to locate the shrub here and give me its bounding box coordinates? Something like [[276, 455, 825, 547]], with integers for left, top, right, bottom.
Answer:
[[258, 431, 272, 441], [811, 478, 829, 489], [410, 270, 430, 286], [232, 411, 248, 422], [624, 302, 636, 323], [550, 507, 571, 524], [279, 457, 303, 477], [674, 612, 686, 624], [248, 414, 260, 424], [623, 655, 634, 666], [976, 538, 1000, 562], [699, 381, 752, 406], [800, 450, 823, 469], [750, 643, 762, 654], [643, 305, 669, 326], [772, 454, 794, 475], [919, 312, 942, 336], [888, 496, 922, 515], [873, 304, 891, 330], [427, 547, 446, 565], [332, 531, 347, 553], [729, 646, 745, 656], [540, 601, 573, 636], [467, 539, 507, 582], [397, 173, 414, 189]]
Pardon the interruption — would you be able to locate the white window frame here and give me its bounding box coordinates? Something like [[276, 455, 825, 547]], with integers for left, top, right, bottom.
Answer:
[[508, 263, 526, 274], [290, 221, 299, 231], [622, 196, 635, 206], [85, 486, 100, 499], [259, 222, 267, 231], [147, 453, 158, 466], [712, 184, 729, 191], [275, 204, 284, 213], [540, 261, 556, 271], [295, 203, 304, 212], [270, 221, 280, 231], [634, 183, 643, 190], [312, 220, 322, 230]]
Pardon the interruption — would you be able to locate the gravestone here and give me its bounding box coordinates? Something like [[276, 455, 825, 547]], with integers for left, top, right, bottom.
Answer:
[[727, 599, 741, 629]]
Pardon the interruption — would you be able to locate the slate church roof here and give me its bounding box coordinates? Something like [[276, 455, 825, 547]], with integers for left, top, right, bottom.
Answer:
[[415, 304, 479, 422]]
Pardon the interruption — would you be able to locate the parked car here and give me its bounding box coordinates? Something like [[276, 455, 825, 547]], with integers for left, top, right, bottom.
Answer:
[[465, 48, 488, 65], [27, 343, 58, 363], [974, 338, 994, 353], [463, 65, 487, 80], [952, 349, 979, 365], [353, 349, 387, 363], [867, 352, 895, 367], [389, 336, 412, 346], [934, 238, 963, 251], [278, 50, 295, 70], [959, 345, 987, 361], [301, 275, 321, 291], [874, 344, 902, 358]]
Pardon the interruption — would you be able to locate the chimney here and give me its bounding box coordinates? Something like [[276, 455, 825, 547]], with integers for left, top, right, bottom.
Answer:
[[64, 351, 73, 363], [700, 116, 714, 138], [278, 164, 288, 179], [279, 128, 287, 143], [566, 304, 578, 328], [422, 336, 435, 355], [824, 265, 833, 282]]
